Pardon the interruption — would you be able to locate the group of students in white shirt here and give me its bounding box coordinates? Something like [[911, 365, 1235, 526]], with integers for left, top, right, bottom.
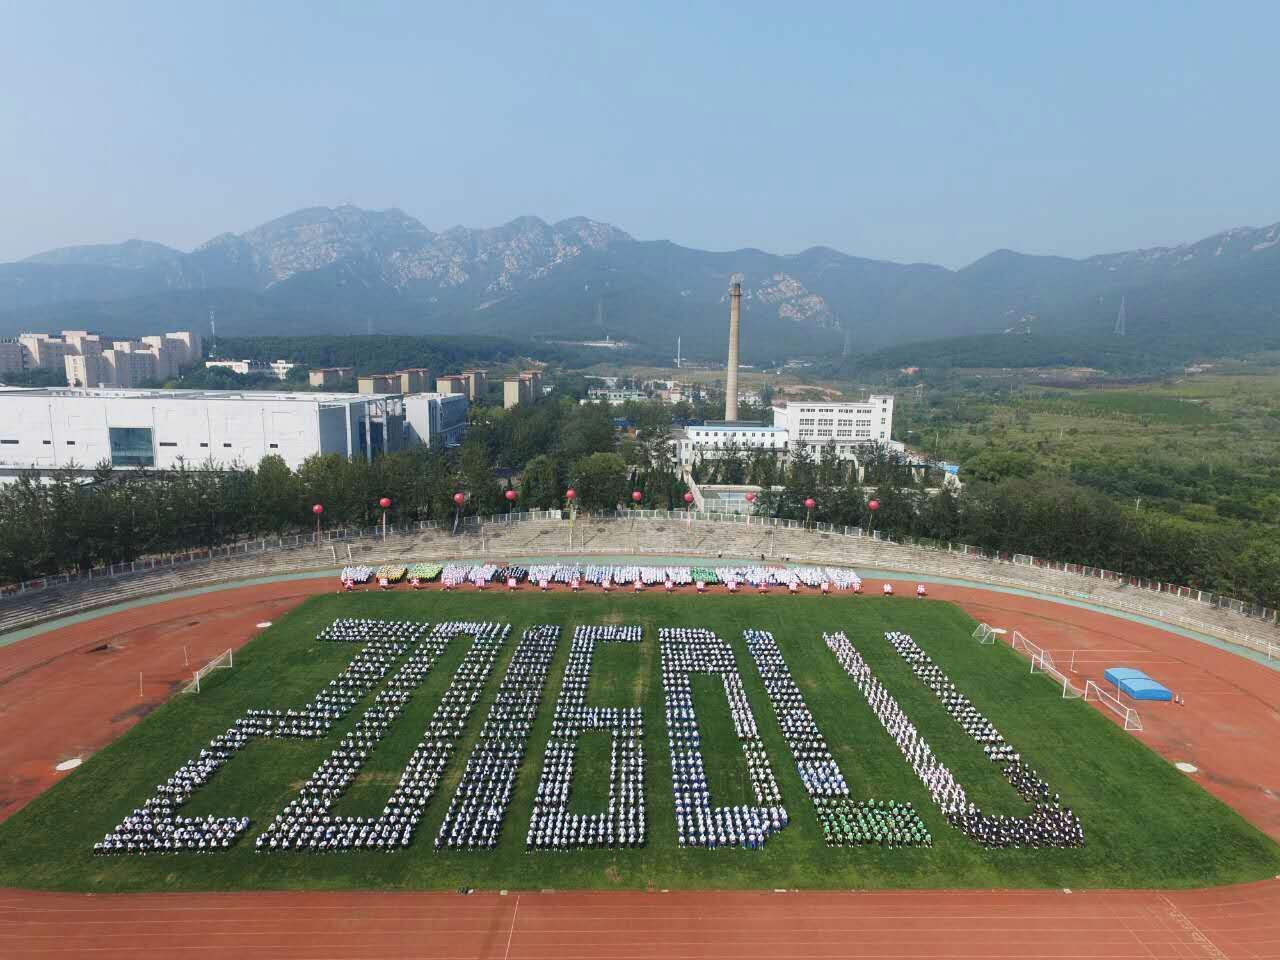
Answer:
[[825, 630, 1084, 850], [744, 628, 933, 848], [255, 621, 509, 853], [96, 619, 425, 855], [883, 631, 1084, 849], [528, 625, 647, 851], [436, 625, 558, 851], [661, 627, 788, 850]]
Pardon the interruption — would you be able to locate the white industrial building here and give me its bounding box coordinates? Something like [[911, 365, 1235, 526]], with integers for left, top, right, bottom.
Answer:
[[0, 387, 468, 477], [205, 359, 298, 380], [674, 396, 898, 467], [581, 387, 648, 406], [773, 395, 896, 457], [404, 392, 468, 448]]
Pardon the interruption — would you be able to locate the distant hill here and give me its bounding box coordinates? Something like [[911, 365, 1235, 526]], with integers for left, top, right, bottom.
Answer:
[[1, 206, 1277, 364], [23, 238, 183, 271]]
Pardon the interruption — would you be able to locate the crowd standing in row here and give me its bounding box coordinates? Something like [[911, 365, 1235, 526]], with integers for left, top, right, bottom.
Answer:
[[96, 619, 428, 855], [661, 627, 788, 850], [436, 625, 559, 850], [340, 565, 375, 584], [744, 629, 931, 848], [528, 625, 647, 851], [342, 563, 877, 594]]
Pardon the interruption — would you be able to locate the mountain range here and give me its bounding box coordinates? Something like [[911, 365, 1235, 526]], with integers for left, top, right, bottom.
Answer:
[[3, 205, 1278, 362]]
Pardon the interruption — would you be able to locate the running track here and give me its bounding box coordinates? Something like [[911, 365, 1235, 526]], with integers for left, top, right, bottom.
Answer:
[[3, 884, 1278, 959], [2, 575, 1279, 959]]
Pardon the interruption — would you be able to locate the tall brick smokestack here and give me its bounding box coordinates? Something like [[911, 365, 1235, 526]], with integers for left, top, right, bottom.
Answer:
[[725, 280, 741, 421]]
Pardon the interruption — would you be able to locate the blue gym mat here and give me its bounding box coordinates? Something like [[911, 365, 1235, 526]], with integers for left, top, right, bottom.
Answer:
[[1104, 666, 1173, 701]]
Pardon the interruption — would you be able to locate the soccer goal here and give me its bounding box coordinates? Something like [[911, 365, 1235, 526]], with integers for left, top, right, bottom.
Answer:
[[972, 623, 997, 645], [1012, 631, 1083, 698], [1084, 680, 1143, 731], [1011, 630, 1049, 668], [184, 649, 234, 693]]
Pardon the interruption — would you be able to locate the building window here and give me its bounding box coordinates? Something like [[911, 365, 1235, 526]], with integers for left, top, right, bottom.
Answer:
[[66, 440, 75, 446], [223, 442, 232, 448], [159, 441, 177, 447], [108, 427, 154, 467], [0, 439, 17, 445], [269, 443, 279, 449], [199, 442, 208, 448], [42, 440, 51, 445]]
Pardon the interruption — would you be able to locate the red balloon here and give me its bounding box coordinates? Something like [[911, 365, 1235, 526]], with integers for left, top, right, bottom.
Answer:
[[453, 492, 466, 506], [804, 498, 815, 510], [868, 499, 880, 512], [631, 490, 642, 502], [505, 489, 517, 501], [745, 492, 757, 503], [683, 492, 694, 504], [312, 503, 324, 515], [378, 497, 391, 509], [565, 488, 576, 500]]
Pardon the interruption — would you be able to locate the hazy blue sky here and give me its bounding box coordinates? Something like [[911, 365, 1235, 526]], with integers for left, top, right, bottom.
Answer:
[[2, 1, 1277, 267]]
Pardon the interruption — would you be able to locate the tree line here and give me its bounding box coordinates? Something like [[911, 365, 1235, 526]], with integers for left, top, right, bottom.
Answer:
[[3, 393, 1277, 609]]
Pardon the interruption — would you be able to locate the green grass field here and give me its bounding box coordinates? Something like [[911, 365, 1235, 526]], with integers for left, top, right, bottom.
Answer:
[[1, 592, 1276, 893]]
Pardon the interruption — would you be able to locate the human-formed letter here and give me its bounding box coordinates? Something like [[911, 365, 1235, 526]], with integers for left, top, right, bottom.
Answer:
[[744, 629, 930, 847], [824, 631, 1083, 848]]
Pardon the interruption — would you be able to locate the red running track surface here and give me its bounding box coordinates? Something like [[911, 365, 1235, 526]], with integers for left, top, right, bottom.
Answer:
[[3, 882, 1278, 959]]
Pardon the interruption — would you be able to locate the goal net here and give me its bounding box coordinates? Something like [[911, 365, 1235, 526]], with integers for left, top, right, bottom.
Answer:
[[1084, 680, 1143, 731], [1011, 630, 1083, 699], [972, 623, 997, 645], [184, 649, 234, 693]]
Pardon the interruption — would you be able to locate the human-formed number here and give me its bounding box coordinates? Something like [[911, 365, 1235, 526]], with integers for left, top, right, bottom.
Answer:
[[528, 625, 646, 850], [256, 620, 510, 853], [661, 627, 788, 849], [95, 618, 429, 855], [437, 624, 560, 850], [96, 617, 1083, 857]]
